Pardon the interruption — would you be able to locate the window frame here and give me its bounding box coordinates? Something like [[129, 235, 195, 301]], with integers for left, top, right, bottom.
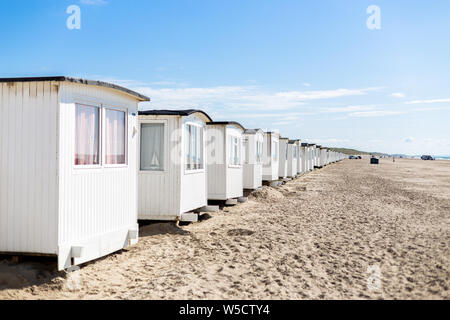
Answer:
[[74, 102, 102, 170], [228, 133, 242, 168], [139, 119, 168, 174], [256, 139, 263, 164], [103, 106, 128, 168], [184, 121, 205, 175], [272, 140, 279, 161]]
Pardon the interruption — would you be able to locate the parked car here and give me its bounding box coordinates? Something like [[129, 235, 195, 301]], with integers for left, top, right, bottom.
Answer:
[[349, 155, 357, 159], [421, 155, 435, 160]]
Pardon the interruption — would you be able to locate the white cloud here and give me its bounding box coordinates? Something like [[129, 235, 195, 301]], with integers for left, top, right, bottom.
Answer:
[[391, 92, 405, 98], [349, 110, 406, 118], [275, 87, 379, 101], [80, 0, 107, 4], [130, 85, 379, 117], [302, 83, 311, 87], [406, 98, 450, 104], [319, 105, 377, 114], [404, 137, 415, 143]]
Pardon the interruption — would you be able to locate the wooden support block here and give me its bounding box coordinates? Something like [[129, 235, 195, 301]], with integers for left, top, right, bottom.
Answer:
[[225, 198, 238, 206], [196, 205, 220, 213], [180, 213, 198, 222], [237, 197, 248, 203]]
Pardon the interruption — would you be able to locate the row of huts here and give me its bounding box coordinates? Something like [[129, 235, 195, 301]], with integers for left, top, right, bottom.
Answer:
[[0, 77, 345, 270]]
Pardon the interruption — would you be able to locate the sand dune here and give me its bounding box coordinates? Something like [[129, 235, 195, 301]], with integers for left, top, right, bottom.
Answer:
[[0, 158, 449, 299]]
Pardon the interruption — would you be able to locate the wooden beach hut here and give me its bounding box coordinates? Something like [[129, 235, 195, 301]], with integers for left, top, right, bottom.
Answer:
[[243, 129, 264, 190], [262, 131, 280, 184], [301, 143, 308, 173], [278, 137, 289, 180], [138, 110, 213, 222], [287, 140, 299, 178], [0, 76, 149, 270], [206, 121, 245, 202], [294, 140, 303, 175]]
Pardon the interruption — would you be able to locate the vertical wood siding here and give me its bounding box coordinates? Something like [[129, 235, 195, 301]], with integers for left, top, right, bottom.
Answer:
[[0, 81, 59, 254], [138, 116, 181, 219], [180, 115, 207, 213], [58, 83, 138, 246]]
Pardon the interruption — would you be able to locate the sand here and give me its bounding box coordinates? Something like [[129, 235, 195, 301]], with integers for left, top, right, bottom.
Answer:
[[0, 158, 449, 300]]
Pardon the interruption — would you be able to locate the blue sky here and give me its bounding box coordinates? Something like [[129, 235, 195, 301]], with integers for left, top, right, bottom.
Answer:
[[1, 0, 449, 155]]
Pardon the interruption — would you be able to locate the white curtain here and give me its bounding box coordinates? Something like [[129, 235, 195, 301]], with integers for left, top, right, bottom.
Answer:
[[105, 109, 126, 164], [75, 104, 99, 165], [141, 123, 164, 171]]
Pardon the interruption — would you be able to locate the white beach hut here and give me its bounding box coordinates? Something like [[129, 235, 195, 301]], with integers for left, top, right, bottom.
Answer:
[[262, 131, 280, 183], [294, 140, 302, 175], [206, 121, 245, 202], [278, 137, 289, 180], [314, 145, 321, 168], [138, 110, 213, 222], [0, 76, 149, 270], [243, 129, 264, 190], [301, 143, 308, 173], [309, 143, 317, 171], [287, 140, 299, 178]]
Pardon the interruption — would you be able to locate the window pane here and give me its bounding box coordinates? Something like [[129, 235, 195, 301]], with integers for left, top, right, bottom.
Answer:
[[196, 127, 202, 169], [140, 123, 164, 171], [192, 126, 197, 169], [199, 127, 204, 169], [185, 125, 191, 170], [273, 141, 278, 160], [105, 109, 126, 165], [75, 104, 100, 165]]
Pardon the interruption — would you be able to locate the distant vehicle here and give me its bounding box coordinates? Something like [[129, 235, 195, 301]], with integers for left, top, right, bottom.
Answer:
[[357, 156, 362, 159], [370, 155, 379, 164], [349, 155, 357, 159], [421, 155, 435, 161]]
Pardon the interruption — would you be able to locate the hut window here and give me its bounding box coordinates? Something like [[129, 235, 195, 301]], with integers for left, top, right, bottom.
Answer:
[[185, 124, 204, 171], [256, 141, 263, 163], [75, 104, 100, 166], [105, 109, 126, 165], [272, 141, 278, 161], [229, 136, 241, 166], [140, 123, 165, 171]]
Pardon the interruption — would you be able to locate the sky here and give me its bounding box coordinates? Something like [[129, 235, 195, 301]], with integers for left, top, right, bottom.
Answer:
[[1, 0, 449, 156]]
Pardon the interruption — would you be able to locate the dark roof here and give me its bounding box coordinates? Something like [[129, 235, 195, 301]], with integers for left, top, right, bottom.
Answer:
[[264, 131, 280, 136], [138, 109, 212, 122], [207, 121, 245, 131], [288, 139, 300, 144], [0, 76, 150, 101], [244, 128, 264, 135], [280, 137, 289, 140], [301, 143, 308, 147], [307, 143, 316, 147]]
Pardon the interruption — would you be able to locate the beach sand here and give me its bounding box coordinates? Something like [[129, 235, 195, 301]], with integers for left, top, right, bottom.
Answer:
[[0, 158, 449, 299]]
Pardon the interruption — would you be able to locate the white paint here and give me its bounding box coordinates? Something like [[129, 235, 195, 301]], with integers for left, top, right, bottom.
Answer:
[[206, 123, 244, 200], [278, 138, 289, 179], [262, 132, 280, 182], [138, 112, 209, 220], [0, 79, 145, 270], [287, 141, 298, 178], [243, 129, 264, 190]]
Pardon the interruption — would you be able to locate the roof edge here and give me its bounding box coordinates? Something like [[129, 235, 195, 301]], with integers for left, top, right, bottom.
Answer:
[[0, 76, 150, 102]]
